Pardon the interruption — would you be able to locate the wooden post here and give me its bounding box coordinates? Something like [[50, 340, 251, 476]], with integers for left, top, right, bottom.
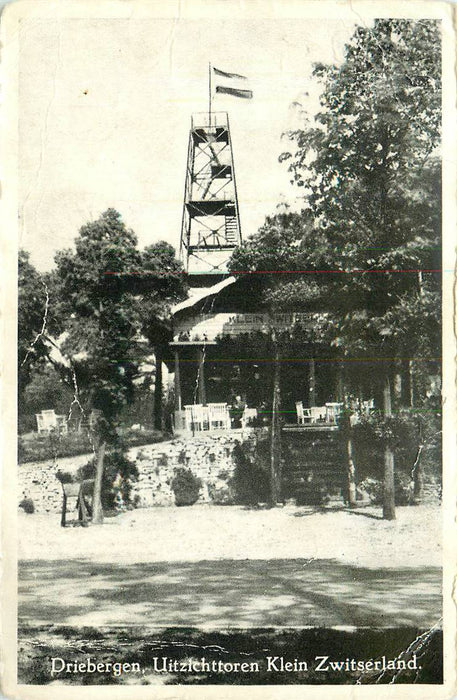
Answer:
[[309, 358, 316, 407], [198, 347, 206, 405], [394, 368, 402, 403], [154, 346, 163, 431], [383, 374, 396, 520], [77, 485, 89, 527], [336, 359, 344, 402], [174, 349, 182, 412], [60, 492, 67, 527], [270, 342, 282, 506], [409, 360, 415, 408], [173, 348, 182, 430]]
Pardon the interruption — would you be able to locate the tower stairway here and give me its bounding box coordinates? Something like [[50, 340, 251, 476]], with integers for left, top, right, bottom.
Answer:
[[225, 216, 239, 244]]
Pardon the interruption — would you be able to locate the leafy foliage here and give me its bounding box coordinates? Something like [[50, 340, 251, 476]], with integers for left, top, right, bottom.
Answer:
[[18, 497, 35, 514], [230, 440, 270, 505], [19, 364, 75, 432], [18, 251, 49, 395], [351, 408, 441, 490], [170, 467, 202, 506], [51, 209, 185, 440], [76, 450, 139, 510], [18, 426, 166, 464], [230, 19, 441, 385], [279, 18, 441, 359]]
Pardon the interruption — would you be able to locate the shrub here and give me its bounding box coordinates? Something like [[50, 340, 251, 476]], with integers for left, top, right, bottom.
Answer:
[[350, 410, 441, 498], [18, 431, 93, 464], [171, 468, 202, 506], [207, 477, 234, 505], [19, 497, 35, 514], [295, 475, 331, 507], [358, 474, 412, 506], [230, 439, 270, 505], [18, 426, 167, 464], [76, 450, 139, 511], [55, 469, 74, 484]]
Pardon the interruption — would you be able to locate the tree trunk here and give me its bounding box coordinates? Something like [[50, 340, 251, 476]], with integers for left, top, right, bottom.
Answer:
[[413, 449, 423, 500], [339, 369, 357, 508], [154, 347, 163, 431], [409, 437, 424, 505], [92, 440, 106, 524], [346, 434, 357, 507], [382, 374, 396, 520], [270, 343, 282, 506]]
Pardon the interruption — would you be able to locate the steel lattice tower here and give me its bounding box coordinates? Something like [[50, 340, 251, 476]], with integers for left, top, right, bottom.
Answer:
[[180, 112, 242, 276]]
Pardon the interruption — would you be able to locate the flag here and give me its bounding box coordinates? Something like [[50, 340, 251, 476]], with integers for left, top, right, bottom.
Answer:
[[212, 66, 253, 99]]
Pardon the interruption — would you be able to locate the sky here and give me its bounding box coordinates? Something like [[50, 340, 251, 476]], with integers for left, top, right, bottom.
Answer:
[[17, 12, 358, 270]]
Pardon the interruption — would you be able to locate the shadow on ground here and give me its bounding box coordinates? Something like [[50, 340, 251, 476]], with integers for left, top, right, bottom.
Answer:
[[17, 625, 443, 685], [19, 558, 441, 629]]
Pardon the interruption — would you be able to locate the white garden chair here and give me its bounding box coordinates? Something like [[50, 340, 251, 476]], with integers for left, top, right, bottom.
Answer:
[[325, 402, 343, 423], [296, 401, 313, 424], [36, 409, 68, 435], [208, 403, 231, 430], [184, 404, 209, 432], [241, 407, 258, 428], [310, 406, 327, 423]]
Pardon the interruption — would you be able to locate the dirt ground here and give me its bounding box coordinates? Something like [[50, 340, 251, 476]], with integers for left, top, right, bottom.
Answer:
[[18, 504, 442, 629]]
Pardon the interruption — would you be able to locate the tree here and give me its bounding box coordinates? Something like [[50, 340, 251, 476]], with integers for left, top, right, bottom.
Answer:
[[139, 241, 186, 430], [280, 18, 441, 356], [231, 20, 441, 517], [280, 19, 441, 519], [22, 364, 74, 420], [52, 209, 185, 523], [230, 212, 329, 506], [18, 250, 49, 399]]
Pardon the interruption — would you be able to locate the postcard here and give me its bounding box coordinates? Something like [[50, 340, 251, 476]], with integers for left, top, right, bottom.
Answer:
[[1, 0, 456, 697]]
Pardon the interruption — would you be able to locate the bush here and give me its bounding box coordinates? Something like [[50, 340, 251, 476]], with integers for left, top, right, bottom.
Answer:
[[230, 440, 270, 505], [19, 497, 35, 514], [76, 450, 139, 511], [295, 475, 331, 507], [171, 468, 202, 506], [349, 409, 442, 504], [55, 469, 75, 484], [358, 474, 412, 506], [207, 480, 234, 505], [18, 431, 93, 464], [18, 426, 167, 464]]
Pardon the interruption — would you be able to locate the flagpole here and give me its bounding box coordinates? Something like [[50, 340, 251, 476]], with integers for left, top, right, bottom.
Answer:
[[208, 62, 212, 127]]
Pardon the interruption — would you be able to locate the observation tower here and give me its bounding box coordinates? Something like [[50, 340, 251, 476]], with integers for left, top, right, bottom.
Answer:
[[179, 111, 242, 280]]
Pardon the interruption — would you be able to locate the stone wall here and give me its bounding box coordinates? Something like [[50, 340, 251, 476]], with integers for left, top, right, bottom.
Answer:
[[18, 452, 95, 515], [18, 432, 258, 514]]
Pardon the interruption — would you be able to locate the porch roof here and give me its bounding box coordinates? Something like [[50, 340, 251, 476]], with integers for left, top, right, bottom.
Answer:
[[172, 276, 237, 315]]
